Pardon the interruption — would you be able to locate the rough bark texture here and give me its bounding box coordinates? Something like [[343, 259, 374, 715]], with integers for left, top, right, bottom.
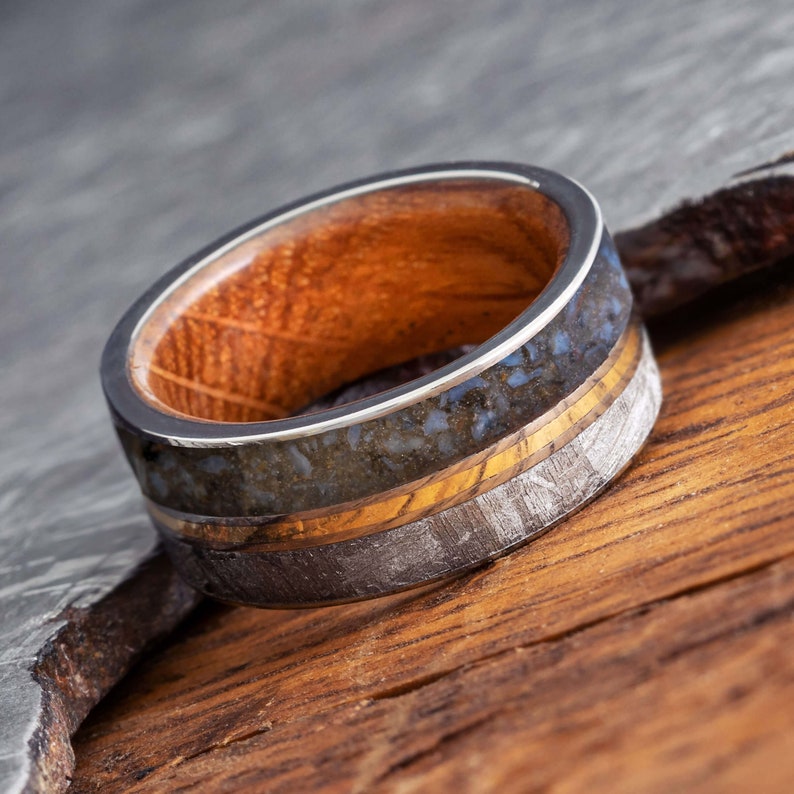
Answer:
[[2, 0, 794, 791], [617, 176, 794, 316], [26, 557, 199, 793]]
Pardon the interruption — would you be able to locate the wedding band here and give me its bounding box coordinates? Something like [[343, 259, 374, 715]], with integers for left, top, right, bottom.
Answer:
[[101, 162, 662, 607]]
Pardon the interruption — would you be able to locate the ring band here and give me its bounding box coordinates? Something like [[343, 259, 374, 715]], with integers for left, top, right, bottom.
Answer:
[[101, 162, 662, 607]]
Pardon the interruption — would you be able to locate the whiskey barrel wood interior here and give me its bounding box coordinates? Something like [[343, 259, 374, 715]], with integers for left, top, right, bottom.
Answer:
[[131, 181, 566, 422]]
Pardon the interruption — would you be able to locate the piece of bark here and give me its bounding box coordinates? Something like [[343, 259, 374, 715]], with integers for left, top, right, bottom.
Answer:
[[25, 556, 199, 793], [3, 0, 794, 791], [617, 176, 794, 317]]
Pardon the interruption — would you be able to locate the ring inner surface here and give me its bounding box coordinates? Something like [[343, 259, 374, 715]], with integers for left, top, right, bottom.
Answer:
[[129, 178, 570, 424]]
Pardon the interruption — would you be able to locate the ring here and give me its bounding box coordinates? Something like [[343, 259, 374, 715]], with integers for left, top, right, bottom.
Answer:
[[101, 162, 662, 607]]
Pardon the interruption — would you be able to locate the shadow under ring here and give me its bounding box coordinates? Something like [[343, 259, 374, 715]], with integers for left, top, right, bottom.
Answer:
[[101, 162, 662, 607]]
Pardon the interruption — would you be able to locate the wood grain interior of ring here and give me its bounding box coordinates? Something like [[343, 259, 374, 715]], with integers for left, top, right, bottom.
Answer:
[[129, 180, 569, 422]]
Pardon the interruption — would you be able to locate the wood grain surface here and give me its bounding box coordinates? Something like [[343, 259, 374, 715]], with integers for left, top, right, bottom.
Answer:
[[3, 0, 794, 790], [71, 261, 794, 791]]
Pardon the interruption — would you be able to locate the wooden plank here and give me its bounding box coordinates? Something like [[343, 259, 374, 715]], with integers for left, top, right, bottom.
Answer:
[[2, 0, 794, 790], [71, 262, 794, 791]]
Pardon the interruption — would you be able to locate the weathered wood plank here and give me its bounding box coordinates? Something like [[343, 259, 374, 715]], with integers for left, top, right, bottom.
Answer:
[[2, 0, 794, 790], [71, 262, 794, 790]]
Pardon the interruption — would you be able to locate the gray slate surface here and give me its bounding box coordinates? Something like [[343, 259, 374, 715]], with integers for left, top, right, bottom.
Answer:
[[1, 0, 792, 790]]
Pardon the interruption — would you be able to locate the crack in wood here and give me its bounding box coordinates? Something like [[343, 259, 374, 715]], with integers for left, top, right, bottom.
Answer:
[[371, 716, 496, 785], [368, 669, 466, 702], [174, 723, 275, 765]]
